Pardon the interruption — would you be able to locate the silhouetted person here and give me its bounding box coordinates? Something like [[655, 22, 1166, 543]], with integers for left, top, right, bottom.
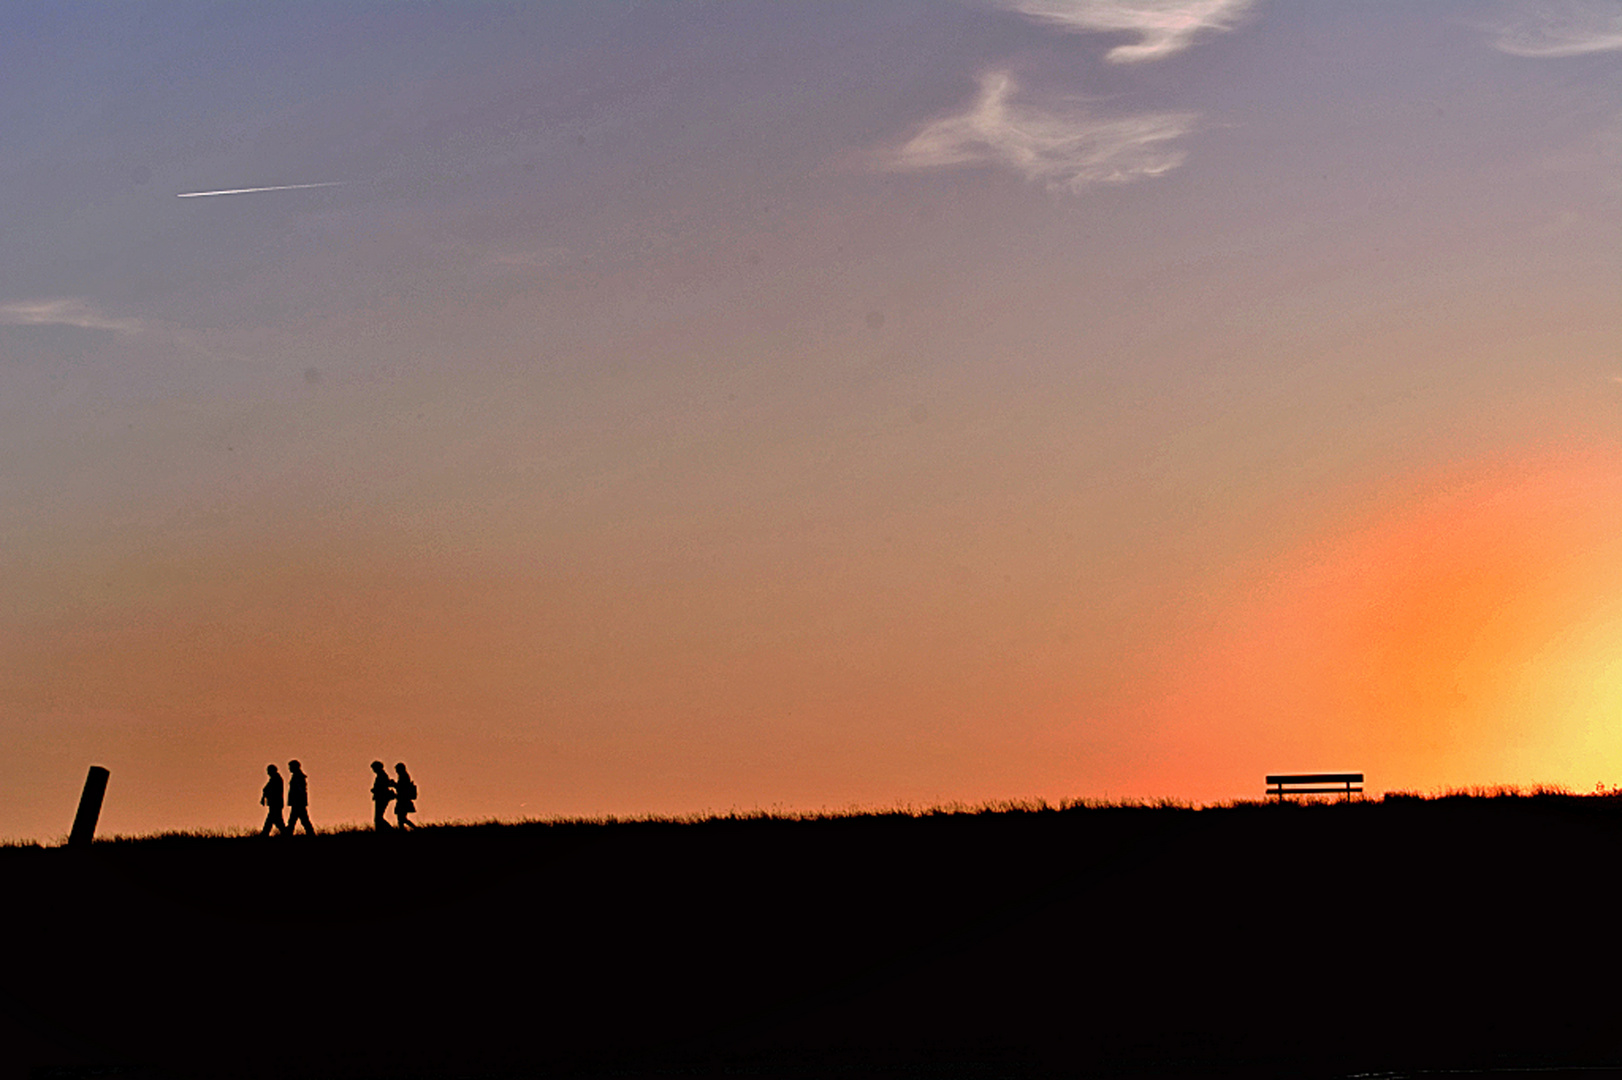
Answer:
[[260, 764, 287, 836], [370, 760, 395, 831], [393, 763, 418, 830], [286, 760, 314, 835]]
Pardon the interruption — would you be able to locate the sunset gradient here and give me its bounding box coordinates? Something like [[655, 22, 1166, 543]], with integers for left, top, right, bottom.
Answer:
[[1, 1, 1618, 839], [1143, 445, 1622, 801]]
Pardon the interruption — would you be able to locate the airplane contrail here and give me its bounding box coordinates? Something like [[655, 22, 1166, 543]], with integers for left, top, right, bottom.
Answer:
[[177, 181, 346, 198]]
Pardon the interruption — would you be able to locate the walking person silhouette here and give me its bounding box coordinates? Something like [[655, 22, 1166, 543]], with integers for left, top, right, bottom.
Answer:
[[370, 760, 395, 831], [393, 763, 418, 830], [286, 760, 315, 835], [260, 764, 288, 836]]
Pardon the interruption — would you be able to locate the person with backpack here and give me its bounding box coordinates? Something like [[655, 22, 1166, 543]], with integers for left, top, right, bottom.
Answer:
[[393, 763, 418, 830], [370, 760, 395, 831], [286, 760, 315, 835]]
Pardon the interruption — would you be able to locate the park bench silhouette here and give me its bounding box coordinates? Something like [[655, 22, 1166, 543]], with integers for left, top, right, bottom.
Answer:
[[1266, 772, 1362, 800]]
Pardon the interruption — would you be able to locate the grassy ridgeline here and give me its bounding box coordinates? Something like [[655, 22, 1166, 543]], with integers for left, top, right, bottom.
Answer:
[[4, 793, 1622, 1079]]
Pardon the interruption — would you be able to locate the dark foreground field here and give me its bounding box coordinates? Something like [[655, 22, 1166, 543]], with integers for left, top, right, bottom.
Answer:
[[6, 793, 1622, 1080]]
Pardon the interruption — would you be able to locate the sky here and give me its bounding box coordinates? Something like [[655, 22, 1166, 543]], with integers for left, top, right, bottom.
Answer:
[[1, 0, 1619, 840]]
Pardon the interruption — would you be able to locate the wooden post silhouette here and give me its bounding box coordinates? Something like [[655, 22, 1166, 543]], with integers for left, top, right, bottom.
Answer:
[[68, 766, 110, 848]]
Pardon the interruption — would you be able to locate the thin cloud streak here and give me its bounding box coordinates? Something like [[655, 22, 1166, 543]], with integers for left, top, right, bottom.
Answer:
[[176, 181, 346, 198], [1000, 0, 1254, 62], [0, 299, 144, 335], [882, 71, 1196, 192], [1491, 1, 1622, 56]]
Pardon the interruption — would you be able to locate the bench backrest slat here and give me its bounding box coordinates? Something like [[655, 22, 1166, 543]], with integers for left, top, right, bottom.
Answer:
[[1265, 773, 1362, 785], [1270, 786, 1362, 794]]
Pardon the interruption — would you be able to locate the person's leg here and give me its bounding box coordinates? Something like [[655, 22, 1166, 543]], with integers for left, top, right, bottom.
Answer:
[[374, 804, 390, 830]]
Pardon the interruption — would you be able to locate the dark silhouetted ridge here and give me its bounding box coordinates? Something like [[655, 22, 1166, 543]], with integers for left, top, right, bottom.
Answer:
[[6, 793, 1622, 1079]]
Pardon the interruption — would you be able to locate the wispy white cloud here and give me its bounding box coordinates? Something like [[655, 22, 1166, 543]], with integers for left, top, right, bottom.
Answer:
[[882, 71, 1196, 192], [999, 0, 1255, 62], [1491, 0, 1622, 56], [0, 298, 145, 335]]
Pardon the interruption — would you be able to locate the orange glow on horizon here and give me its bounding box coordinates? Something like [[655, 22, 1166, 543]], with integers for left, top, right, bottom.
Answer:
[[1137, 442, 1622, 800]]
